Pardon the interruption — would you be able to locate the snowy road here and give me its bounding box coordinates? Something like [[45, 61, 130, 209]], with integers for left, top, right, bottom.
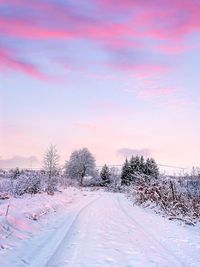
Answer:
[[1, 191, 200, 267]]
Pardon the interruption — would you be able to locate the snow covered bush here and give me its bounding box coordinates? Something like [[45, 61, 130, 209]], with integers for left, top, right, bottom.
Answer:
[[8, 168, 21, 180], [0, 178, 12, 195], [0, 169, 46, 196], [104, 167, 122, 192], [132, 174, 200, 225], [59, 176, 80, 188], [13, 174, 42, 196]]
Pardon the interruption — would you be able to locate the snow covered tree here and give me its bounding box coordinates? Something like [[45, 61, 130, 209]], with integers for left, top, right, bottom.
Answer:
[[100, 164, 111, 186], [121, 156, 159, 186], [43, 144, 60, 194], [65, 148, 96, 186], [144, 157, 159, 178], [128, 156, 141, 183], [139, 156, 146, 173], [121, 159, 132, 185], [135, 155, 141, 171]]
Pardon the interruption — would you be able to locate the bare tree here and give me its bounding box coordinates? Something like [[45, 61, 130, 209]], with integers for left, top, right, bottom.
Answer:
[[43, 144, 60, 194], [65, 148, 96, 186]]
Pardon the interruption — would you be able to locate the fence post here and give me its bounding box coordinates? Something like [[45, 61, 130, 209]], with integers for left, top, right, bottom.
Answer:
[[5, 204, 10, 217], [170, 180, 176, 201]]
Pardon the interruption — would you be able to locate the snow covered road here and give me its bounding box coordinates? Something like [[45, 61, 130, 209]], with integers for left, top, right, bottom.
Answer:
[[44, 193, 183, 267], [1, 190, 200, 267]]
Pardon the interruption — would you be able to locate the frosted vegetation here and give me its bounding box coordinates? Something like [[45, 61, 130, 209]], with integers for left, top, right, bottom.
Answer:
[[0, 146, 200, 224]]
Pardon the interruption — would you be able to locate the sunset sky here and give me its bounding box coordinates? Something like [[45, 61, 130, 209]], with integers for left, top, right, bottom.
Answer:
[[0, 0, 200, 169]]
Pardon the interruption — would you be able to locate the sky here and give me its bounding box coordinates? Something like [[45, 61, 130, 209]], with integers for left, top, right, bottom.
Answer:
[[0, 0, 200, 169]]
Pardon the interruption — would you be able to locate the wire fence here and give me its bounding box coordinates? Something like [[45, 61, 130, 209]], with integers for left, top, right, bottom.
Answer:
[[96, 163, 190, 176], [0, 163, 191, 175]]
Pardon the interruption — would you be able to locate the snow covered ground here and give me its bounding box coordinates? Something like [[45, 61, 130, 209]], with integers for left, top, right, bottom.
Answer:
[[0, 188, 200, 267]]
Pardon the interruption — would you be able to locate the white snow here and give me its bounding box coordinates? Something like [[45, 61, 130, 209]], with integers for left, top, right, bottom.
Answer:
[[0, 189, 200, 267]]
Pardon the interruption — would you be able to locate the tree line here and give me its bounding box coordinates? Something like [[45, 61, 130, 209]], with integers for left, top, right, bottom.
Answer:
[[0, 145, 160, 197], [43, 145, 160, 194]]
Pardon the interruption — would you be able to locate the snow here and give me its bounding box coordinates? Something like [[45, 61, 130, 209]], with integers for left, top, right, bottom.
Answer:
[[0, 188, 90, 250], [0, 189, 200, 266]]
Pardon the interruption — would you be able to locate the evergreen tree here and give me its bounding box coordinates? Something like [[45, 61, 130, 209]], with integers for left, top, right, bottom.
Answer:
[[134, 155, 141, 172], [121, 156, 159, 186], [139, 156, 146, 174], [129, 156, 141, 179], [130, 155, 140, 171], [129, 156, 135, 173], [145, 157, 159, 178], [144, 158, 151, 175], [149, 158, 159, 178], [121, 159, 132, 185], [100, 164, 111, 186]]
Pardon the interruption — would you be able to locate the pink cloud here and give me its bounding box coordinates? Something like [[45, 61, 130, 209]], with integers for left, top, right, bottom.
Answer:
[[124, 76, 197, 110], [98, 0, 200, 41], [113, 62, 171, 79], [159, 97, 198, 110], [0, 47, 49, 80], [78, 69, 116, 80], [159, 43, 191, 54], [123, 72, 178, 101], [0, 18, 74, 40], [103, 38, 142, 52], [133, 64, 170, 75], [0, 0, 200, 79], [138, 87, 177, 99], [91, 101, 131, 113], [74, 122, 98, 130], [124, 87, 197, 112], [2, 1, 200, 44], [1, 0, 199, 43]]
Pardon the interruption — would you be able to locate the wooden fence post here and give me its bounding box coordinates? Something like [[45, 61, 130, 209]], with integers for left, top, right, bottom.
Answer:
[[5, 204, 10, 217]]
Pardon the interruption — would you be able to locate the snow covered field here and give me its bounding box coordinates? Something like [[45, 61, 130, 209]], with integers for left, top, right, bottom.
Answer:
[[0, 188, 200, 267]]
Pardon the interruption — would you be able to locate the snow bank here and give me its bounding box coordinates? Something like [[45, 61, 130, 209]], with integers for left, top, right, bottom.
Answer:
[[0, 187, 82, 250]]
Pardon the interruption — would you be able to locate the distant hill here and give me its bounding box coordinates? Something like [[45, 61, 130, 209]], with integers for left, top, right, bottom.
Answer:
[[0, 156, 41, 169]]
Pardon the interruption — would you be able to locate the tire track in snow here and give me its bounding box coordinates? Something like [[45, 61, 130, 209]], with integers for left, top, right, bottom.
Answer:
[[43, 195, 102, 267], [116, 195, 184, 267], [11, 194, 101, 267], [12, 192, 186, 267]]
